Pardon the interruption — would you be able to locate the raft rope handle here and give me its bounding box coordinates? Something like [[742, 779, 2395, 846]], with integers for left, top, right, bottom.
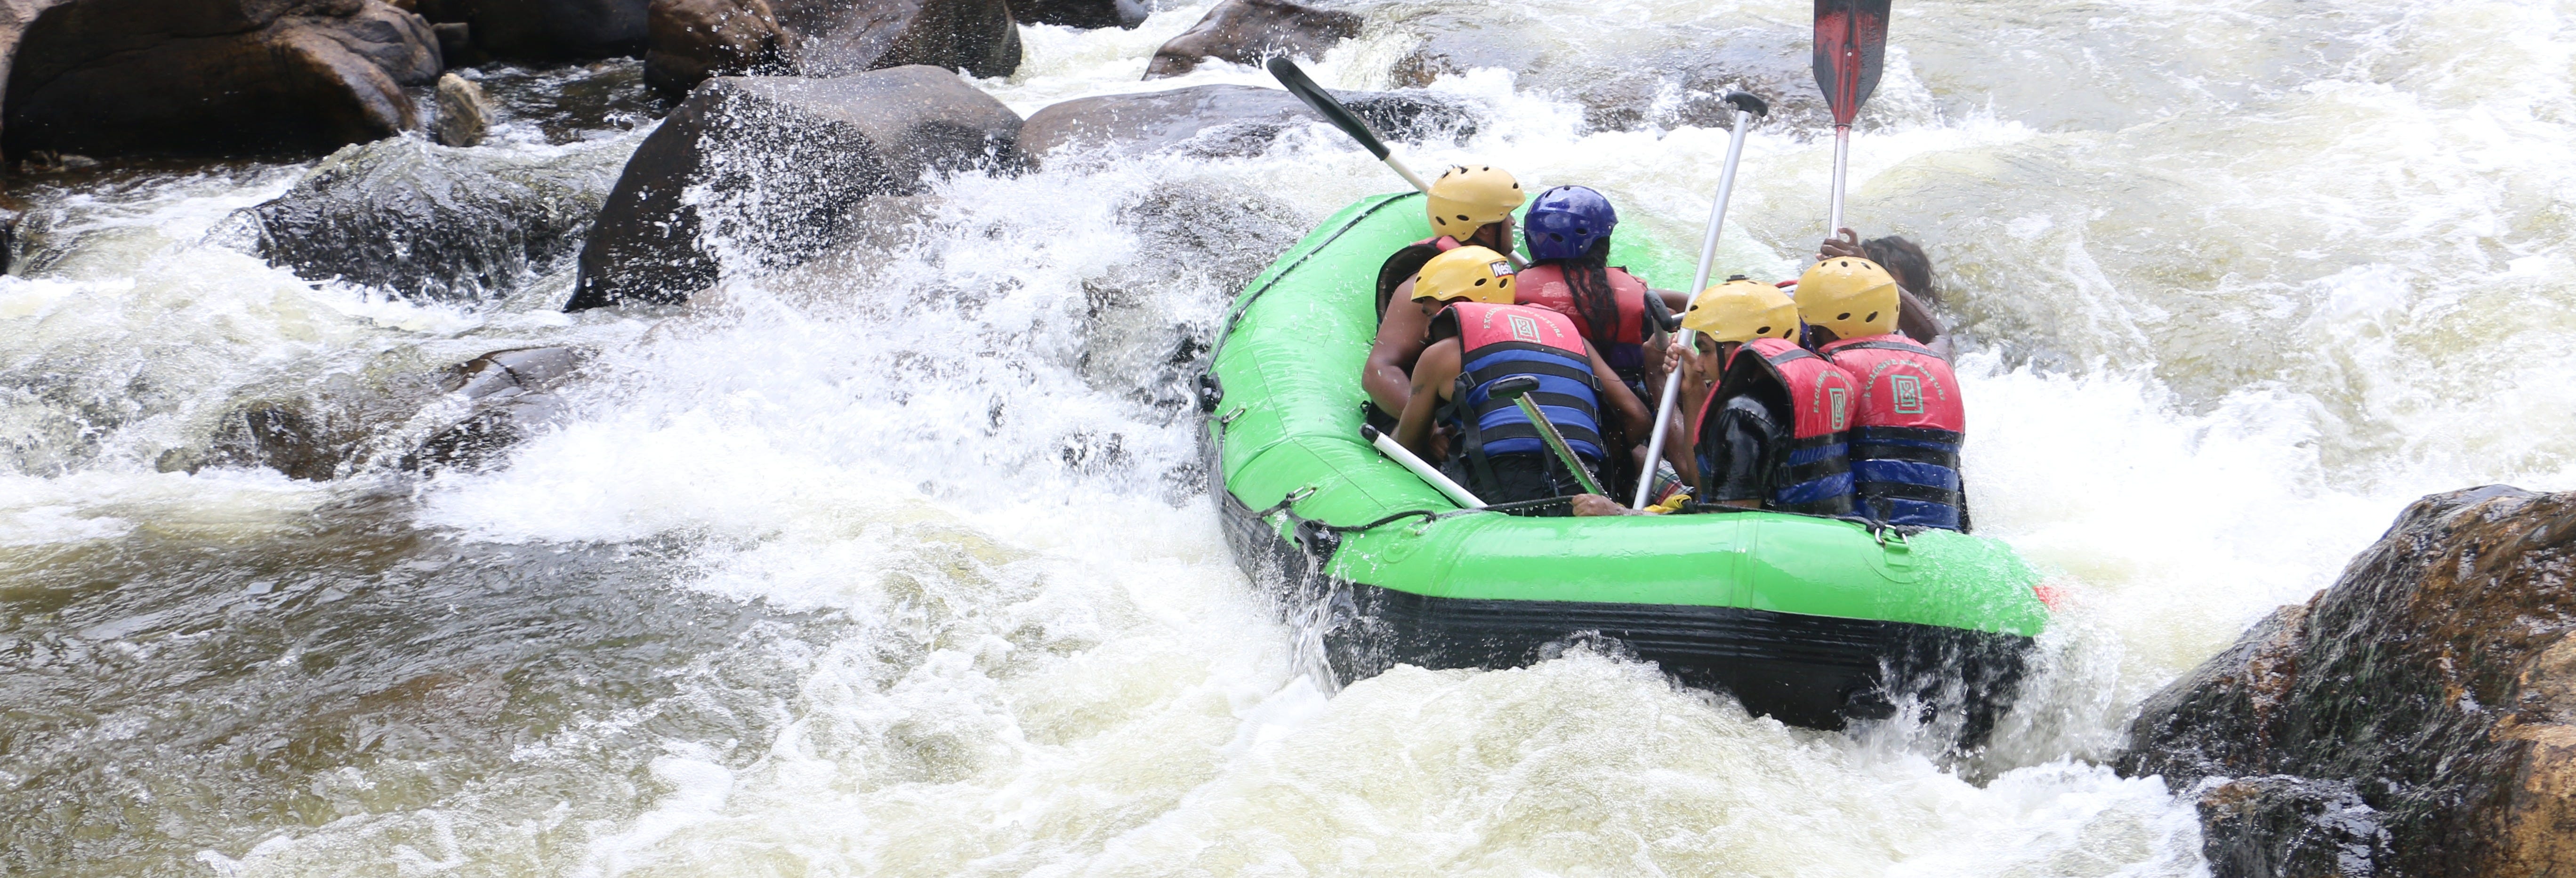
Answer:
[[1220, 404, 1249, 426]]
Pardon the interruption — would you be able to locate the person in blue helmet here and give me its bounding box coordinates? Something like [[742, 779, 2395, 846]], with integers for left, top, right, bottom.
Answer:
[[1513, 185, 1681, 401]]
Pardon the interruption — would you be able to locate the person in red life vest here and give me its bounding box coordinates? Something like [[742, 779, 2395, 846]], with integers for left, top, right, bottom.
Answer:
[[1798, 257, 1970, 531], [1393, 245, 1654, 508], [1513, 185, 1682, 399], [1511, 184, 1687, 493], [1569, 278, 1855, 518], [1363, 165, 1525, 435], [1816, 227, 1951, 359]]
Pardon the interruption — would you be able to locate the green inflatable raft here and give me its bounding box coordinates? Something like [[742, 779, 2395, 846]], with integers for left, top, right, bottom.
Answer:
[[1198, 192, 2049, 739]]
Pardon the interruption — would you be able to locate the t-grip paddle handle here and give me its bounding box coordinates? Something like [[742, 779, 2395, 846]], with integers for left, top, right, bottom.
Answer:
[[1489, 377, 1606, 497]]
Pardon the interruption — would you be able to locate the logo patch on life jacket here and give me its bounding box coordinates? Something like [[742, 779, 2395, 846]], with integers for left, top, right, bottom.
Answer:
[[1507, 313, 1541, 342], [1892, 375, 1924, 415], [1828, 387, 1850, 431]]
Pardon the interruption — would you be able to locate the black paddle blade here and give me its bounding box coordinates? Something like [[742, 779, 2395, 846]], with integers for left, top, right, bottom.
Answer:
[[1813, 0, 1892, 126], [1266, 56, 1391, 160]]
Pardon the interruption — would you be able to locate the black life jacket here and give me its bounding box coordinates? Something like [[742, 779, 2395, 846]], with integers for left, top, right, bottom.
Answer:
[[1696, 337, 1858, 516]]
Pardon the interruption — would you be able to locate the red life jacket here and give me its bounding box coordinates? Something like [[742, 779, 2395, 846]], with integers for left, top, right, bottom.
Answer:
[[1693, 337, 1857, 515], [1512, 263, 1651, 382], [1819, 333, 1966, 530], [1433, 302, 1606, 470]]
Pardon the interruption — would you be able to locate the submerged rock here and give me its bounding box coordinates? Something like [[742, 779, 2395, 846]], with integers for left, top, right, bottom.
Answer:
[[1014, 0, 1143, 31], [240, 134, 633, 301], [2118, 485, 2576, 878], [1018, 83, 1473, 165], [773, 0, 1018, 79], [569, 66, 1022, 310], [643, 0, 794, 97], [3, 0, 442, 156], [406, 347, 582, 472], [434, 72, 492, 146], [1077, 180, 1307, 414], [1143, 0, 1360, 80], [1390, 13, 1831, 133]]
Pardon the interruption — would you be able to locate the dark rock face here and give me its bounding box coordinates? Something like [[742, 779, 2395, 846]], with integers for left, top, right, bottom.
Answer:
[[1144, 0, 1359, 80], [774, 0, 1018, 79], [644, 0, 794, 97], [1018, 83, 1473, 165], [1014, 0, 1143, 31], [240, 134, 631, 301], [1078, 180, 1306, 413], [3, 0, 442, 157], [406, 347, 581, 472], [569, 66, 1022, 310], [420, 0, 649, 61], [2118, 485, 2576, 878]]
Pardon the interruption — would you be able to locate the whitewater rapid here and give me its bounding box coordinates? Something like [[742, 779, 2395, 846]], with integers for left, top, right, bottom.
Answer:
[[5, 0, 2573, 874]]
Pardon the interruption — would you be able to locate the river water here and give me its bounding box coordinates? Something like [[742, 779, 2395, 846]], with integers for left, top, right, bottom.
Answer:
[[4, 0, 2571, 874]]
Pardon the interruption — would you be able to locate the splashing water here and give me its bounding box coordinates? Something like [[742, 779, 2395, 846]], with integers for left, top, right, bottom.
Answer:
[[6, 0, 2574, 873]]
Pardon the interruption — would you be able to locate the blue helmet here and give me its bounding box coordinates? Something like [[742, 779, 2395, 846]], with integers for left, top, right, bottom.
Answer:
[[1522, 185, 1618, 262]]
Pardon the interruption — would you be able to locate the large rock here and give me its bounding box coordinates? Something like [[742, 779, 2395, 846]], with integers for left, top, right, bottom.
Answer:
[[568, 66, 1022, 310], [237, 133, 634, 301], [2, 0, 440, 157], [0, 0, 69, 150], [2118, 485, 2576, 877], [1017, 83, 1473, 165], [1014, 0, 1143, 30], [433, 72, 491, 146], [417, 0, 649, 61], [1144, 0, 1359, 80], [774, 0, 1017, 79], [643, 0, 794, 97]]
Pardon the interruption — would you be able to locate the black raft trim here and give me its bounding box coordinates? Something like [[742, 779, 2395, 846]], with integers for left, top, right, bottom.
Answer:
[[1202, 447, 2032, 745]]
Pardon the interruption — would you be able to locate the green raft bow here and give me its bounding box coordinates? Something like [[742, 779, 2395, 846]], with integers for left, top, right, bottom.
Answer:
[[1199, 193, 2048, 741]]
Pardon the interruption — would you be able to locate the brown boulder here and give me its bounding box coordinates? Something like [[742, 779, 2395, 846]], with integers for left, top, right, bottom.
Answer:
[[644, 0, 794, 97], [568, 66, 1022, 310], [1018, 83, 1473, 166], [1014, 0, 1143, 30], [1144, 0, 1359, 80], [3, 0, 441, 157], [2118, 485, 2576, 877], [774, 0, 1018, 79]]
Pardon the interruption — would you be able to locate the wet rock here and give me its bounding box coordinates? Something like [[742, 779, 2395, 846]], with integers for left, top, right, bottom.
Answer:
[[2117, 485, 2576, 878], [239, 133, 632, 301], [569, 65, 1021, 310], [434, 72, 491, 146], [432, 21, 474, 62], [1077, 180, 1305, 413], [773, 0, 1018, 79], [1143, 0, 1357, 80], [1018, 83, 1473, 165], [425, 0, 649, 61], [0, 202, 19, 274], [0, 0, 71, 150], [406, 346, 582, 472], [1389, 15, 1827, 133], [2, 0, 443, 156], [1014, 0, 1143, 30], [643, 0, 794, 98]]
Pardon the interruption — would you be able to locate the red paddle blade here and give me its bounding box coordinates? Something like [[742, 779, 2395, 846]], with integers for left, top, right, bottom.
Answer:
[[1813, 0, 1892, 126]]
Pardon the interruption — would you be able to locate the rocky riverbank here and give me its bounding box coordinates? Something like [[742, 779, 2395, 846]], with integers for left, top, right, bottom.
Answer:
[[2118, 485, 2576, 877]]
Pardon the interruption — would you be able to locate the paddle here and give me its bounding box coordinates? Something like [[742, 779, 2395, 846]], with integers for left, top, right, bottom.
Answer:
[[1360, 424, 1487, 509], [1267, 56, 1433, 194], [1814, 0, 1891, 235], [1490, 376, 1607, 497], [1630, 91, 1769, 509]]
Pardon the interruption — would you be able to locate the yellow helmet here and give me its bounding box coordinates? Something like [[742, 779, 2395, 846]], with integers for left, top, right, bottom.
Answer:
[[1795, 257, 1900, 339], [1410, 245, 1519, 304], [1680, 276, 1800, 343], [1425, 165, 1524, 239]]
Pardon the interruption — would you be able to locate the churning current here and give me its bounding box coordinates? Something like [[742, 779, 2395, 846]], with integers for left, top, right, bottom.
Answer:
[[4, 0, 2573, 874]]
